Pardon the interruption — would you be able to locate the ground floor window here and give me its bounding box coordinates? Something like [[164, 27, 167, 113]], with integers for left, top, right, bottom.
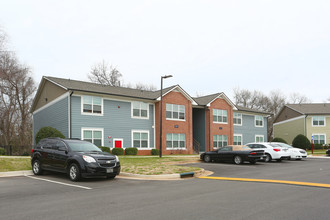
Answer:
[[82, 128, 103, 146], [213, 135, 228, 148], [313, 134, 326, 144], [132, 130, 149, 148], [255, 135, 264, 143], [234, 134, 242, 145], [166, 133, 186, 149]]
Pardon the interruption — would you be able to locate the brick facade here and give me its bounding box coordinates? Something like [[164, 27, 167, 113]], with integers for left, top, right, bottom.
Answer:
[[155, 90, 193, 155]]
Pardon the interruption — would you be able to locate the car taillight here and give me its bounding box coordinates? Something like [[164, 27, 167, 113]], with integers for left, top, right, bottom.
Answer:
[[31, 149, 34, 154], [273, 149, 281, 152], [249, 152, 257, 155]]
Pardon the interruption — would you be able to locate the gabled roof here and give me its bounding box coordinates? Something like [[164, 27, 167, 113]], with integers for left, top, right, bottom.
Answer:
[[235, 105, 271, 116], [194, 93, 237, 109], [285, 103, 330, 115]]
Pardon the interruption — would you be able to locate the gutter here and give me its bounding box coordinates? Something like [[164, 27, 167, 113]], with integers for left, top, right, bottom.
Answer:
[[304, 114, 308, 137], [69, 90, 74, 138]]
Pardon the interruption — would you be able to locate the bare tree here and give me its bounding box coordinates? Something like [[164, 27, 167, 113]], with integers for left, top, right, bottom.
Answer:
[[0, 29, 36, 147], [88, 60, 122, 86], [289, 92, 310, 104]]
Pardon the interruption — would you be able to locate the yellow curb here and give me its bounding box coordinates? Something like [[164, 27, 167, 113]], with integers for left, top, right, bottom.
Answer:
[[198, 176, 330, 188]]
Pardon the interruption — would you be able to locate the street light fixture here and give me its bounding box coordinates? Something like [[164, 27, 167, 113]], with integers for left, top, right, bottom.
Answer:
[[160, 75, 173, 158]]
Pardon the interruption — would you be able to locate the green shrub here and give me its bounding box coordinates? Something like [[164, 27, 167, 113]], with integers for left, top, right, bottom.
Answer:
[[151, 149, 160, 155], [21, 152, 30, 156], [292, 134, 311, 150], [0, 148, 5, 155], [112, 148, 124, 155], [99, 146, 111, 153], [35, 126, 65, 144], [125, 147, 138, 155], [272, 137, 287, 144]]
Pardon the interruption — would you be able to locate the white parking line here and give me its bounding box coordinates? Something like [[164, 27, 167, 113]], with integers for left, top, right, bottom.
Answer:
[[25, 175, 92, 190]]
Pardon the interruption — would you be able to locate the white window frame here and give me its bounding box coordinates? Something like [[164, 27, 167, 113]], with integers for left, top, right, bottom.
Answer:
[[312, 134, 326, 145], [166, 104, 186, 121], [81, 128, 104, 146], [213, 135, 228, 149], [234, 134, 243, 145], [233, 113, 242, 126], [166, 133, 186, 150], [312, 116, 326, 127], [255, 115, 264, 127], [213, 109, 228, 124], [81, 95, 104, 116], [131, 130, 152, 150], [255, 135, 264, 143], [131, 101, 149, 119]]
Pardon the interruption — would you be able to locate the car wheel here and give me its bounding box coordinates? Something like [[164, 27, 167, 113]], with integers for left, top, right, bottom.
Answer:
[[32, 159, 43, 175], [233, 155, 243, 165], [264, 154, 272, 162], [204, 155, 211, 163], [68, 163, 81, 182]]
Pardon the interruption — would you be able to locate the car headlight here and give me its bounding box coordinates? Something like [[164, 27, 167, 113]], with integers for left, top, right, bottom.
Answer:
[[115, 155, 120, 162], [83, 155, 96, 163]]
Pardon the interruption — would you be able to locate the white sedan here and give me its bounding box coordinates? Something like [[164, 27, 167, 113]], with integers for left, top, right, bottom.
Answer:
[[271, 142, 307, 160], [246, 142, 291, 162]]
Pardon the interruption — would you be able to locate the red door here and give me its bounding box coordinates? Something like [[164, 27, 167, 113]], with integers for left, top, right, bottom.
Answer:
[[114, 139, 123, 148]]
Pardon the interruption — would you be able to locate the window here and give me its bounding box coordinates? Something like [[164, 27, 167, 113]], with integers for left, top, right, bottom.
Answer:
[[132, 101, 149, 118], [166, 104, 185, 120], [312, 116, 325, 126], [255, 116, 263, 127], [132, 131, 149, 148], [255, 135, 264, 143], [233, 113, 242, 125], [166, 133, 186, 149], [82, 96, 102, 115], [313, 134, 326, 144], [82, 128, 103, 146], [213, 135, 228, 148], [213, 109, 228, 123], [234, 134, 242, 145]]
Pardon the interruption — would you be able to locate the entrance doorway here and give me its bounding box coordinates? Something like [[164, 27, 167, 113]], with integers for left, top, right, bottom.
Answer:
[[113, 139, 123, 148]]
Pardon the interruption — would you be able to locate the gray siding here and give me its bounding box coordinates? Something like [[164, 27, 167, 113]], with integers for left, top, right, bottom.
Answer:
[[33, 96, 69, 144], [71, 96, 155, 148], [234, 114, 268, 144], [193, 108, 206, 152]]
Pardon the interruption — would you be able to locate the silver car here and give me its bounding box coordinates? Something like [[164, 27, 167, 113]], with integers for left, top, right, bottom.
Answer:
[[271, 142, 307, 160], [246, 142, 291, 162]]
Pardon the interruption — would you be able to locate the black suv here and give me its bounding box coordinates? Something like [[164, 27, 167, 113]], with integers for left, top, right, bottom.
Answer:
[[31, 138, 121, 181]]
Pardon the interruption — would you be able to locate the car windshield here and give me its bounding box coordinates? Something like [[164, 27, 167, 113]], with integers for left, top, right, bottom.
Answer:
[[273, 143, 293, 148], [66, 141, 102, 152]]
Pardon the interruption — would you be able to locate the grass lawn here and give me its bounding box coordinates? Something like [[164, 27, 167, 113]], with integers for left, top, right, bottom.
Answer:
[[0, 157, 32, 172], [0, 156, 201, 175], [306, 149, 327, 156]]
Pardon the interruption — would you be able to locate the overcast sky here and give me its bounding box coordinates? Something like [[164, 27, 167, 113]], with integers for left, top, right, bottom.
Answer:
[[1, 0, 329, 102]]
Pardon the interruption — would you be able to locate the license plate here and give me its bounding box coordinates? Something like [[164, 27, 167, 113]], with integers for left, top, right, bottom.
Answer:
[[106, 168, 113, 173]]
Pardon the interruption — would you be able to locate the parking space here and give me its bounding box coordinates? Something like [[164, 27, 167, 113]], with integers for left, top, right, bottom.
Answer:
[[188, 158, 330, 185]]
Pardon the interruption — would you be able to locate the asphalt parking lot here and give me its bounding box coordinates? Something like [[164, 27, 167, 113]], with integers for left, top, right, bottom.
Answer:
[[1, 158, 330, 220]]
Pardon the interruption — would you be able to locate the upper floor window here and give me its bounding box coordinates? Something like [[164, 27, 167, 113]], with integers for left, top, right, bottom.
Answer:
[[312, 116, 325, 126], [213, 109, 227, 123], [132, 101, 149, 118], [233, 113, 242, 125], [213, 135, 228, 148], [82, 95, 102, 115], [166, 104, 185, 120], [255, 115, 263, 127]]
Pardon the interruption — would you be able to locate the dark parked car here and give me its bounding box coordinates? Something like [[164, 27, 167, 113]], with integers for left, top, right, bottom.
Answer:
[[200, 145, 265, 165], [31, 138, 120, 181], [326, 149, 330, 156]]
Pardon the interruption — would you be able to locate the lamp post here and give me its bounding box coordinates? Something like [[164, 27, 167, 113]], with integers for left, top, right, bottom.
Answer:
[[160, 75, 173, 158]]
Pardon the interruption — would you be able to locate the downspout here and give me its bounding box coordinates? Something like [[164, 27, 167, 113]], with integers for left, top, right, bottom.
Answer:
[[304, 115, 308, 137], [69, 91, 74, 138], [208, 107, 211, 152]]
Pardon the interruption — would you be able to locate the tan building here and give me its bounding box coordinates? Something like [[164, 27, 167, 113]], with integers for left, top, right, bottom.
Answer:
[[273, 104, 330, 145]]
